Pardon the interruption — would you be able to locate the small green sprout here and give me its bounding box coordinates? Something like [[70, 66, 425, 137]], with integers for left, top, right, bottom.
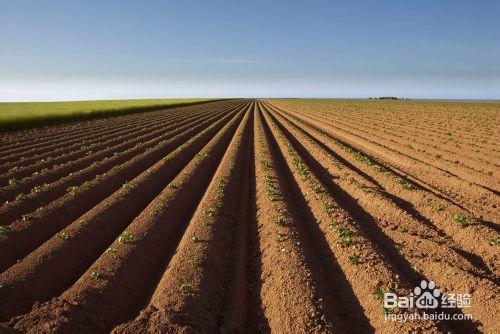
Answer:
[[179, 283, 192, 293], [122, 180, 137, 190], [22, 213, 33, 221], [261, 159, 271, 170], [15, 193, 27, 201], [274, 217, 286, 226], [204, 208, 216, 217], [396, 178, 413, 190], [434, 204, 446, 212], [276, 232, 286, 242], [323, 202, 335, 216], [452, 214, 469, 228], [348, 253, 361, 265], [311, 183, 322, 193], [486, 236, 500, 246], [335, 227, 354, 247], [374, 285, 386, 300], [90, 271, 101, 280], [58, 232, 70, 240], [8, 178, 19, 185], [189, 259, 200, 268], [0, 226, 12, 235], [118, 231, 133, 244], [192, 236, 203, 243]]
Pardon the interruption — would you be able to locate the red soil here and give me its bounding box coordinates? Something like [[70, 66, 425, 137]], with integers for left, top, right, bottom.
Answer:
[[0, 99, 498, 333]]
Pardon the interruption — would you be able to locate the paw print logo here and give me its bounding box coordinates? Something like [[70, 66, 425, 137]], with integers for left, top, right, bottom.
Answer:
[[414, 280, 441, 309]]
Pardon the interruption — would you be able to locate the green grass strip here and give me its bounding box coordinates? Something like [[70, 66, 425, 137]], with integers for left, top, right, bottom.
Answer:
[[0, 98, 229, 132]]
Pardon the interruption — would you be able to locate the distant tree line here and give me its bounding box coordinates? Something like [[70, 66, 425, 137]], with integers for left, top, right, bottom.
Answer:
[[368, 97, 410, 100]]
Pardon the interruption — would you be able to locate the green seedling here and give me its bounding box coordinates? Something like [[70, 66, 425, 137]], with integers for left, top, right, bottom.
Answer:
[[0, 226, 11, 234], [335, 227, 354, 247], [204, 208, 216, 217], [196, 152, 209, 158], [118, 231, 133, 244], [434, 204, 446, 212], [335, 227, 354, 238], [276, 232, 286, 242], [106, 247, 118, 255], [189, 259, 200, 268], [8, 178, 19, 185], [81, 181, 92, 189], [66, 186, 78, 195], [15, 193, 27, 201], [355, 152, 373, 165], [122, 180, 137, 190], [292, 157, 309, 178], [452, 213, 469, 228], [58, 232, 70, 240], [261, 159, 271, 170], [202, 221, 214, 227], [311, 183, 322, 193], [265, 184, 277, 201], [274, 217, 286, 227], [22, 213, 33, 221], [111, 165, 123, 172], [374, 285, 386, 300], [150, 202, 165, 217], [30, 185, 44, 194], [396, 178, 413, 190], [179, 283, 192, 293], [90, 271, 101, 280], [192, 236, 203, 243], [339, 235, 352, 247], [399, 227, 408, 233], [323, 202, 335, 216], [328, 221, 338, 229], [348, 253, 361, 265], [486, 236, 500, 246]]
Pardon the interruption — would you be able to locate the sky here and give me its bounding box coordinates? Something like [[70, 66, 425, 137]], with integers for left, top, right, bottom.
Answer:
[[1, 0, 499, 101]]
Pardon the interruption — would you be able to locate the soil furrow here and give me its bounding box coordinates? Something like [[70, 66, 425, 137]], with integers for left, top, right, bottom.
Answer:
[[4, 101, 250, 333], [260, 102, 446, 332], [0, 103, 245, 273], [111, 105, 253, 333], [0, 98, 496, 333], [242, 106, 343, 333], [266, 102, 498, 275], [0, 100, 238, 159], [263, 102, 497, 331], [0, 101, 233, 178], [0, 104, 234, 211], [0, 103, 248, 323], [304, 110, 498, 186], [266, 101, 499, 224]]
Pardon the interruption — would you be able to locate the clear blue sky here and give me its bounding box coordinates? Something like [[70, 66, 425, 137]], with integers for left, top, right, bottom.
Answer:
[[1, 0, 499, 100]]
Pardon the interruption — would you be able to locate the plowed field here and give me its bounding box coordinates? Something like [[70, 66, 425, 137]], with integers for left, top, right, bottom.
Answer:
[[0, 99, 498, 333]]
